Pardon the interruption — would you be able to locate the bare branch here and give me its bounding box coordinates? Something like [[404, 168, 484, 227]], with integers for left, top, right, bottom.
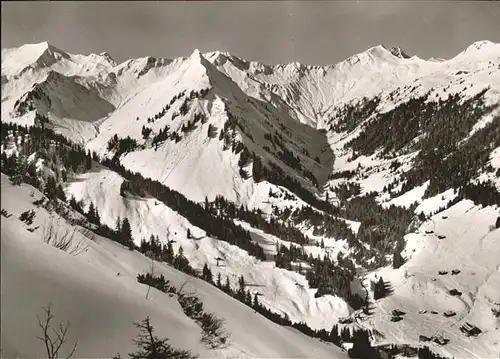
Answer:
[[65, 340, 78, 359], [36, 303, 78, 359], [42, 219, 89, 256]]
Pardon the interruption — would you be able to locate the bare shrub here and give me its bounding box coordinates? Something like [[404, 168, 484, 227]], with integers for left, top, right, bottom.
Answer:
[[42, 219, 89, 256], [36, 303, 78, 359]]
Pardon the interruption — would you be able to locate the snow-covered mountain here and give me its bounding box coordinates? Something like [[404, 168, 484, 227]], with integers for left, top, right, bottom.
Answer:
[[2, 40, 500, 358], [3, 40, 499, 204]]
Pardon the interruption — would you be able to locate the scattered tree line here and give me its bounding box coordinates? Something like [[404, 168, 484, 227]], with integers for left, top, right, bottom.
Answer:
[[135, 235, 386, 356], [102, 158, 267, 260], [328, 169, 357, 181], [252, 153, 334, 213], [337, 87, 499, 208], [107, 134, 139, 158], [1, 121, 93, 185], [143, 90, 186, 124], [341, 193, 414, 269], [403, 112, 499, 202], [209, 195, 311, 245], [1, 121, 267, 262]]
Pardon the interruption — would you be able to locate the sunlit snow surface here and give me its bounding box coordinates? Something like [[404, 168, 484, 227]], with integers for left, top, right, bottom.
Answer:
[[1, 173, 348, 359]]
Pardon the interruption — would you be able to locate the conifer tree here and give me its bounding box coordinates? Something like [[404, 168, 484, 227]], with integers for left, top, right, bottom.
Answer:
[[348, 330, 380, 359], [121, 218, 134, 249], [238, 275, 245, 299], [173, 246, 192, 274], [87, 202, 97, 224], [116, 316, 197, 359], [253, 293, 260, 308], [45, 175, 58, 200], [393, 250, 405, 269], [245, 290, 252, 305], [69, 196, 80, 212], [329, 324, 341, 346], [224, 276, 231, 293], [94, 206, 101, 226], [116, 216, 122, 233], [56, 183, 66, 202], [373, 277, 386, 300], [165, 240, 174, 263], [202, 263, 213, 283], [85, 151, 92, 170]]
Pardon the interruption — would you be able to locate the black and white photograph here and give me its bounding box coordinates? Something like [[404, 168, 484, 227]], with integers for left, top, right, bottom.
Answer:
[[1, 1, 499, 358]]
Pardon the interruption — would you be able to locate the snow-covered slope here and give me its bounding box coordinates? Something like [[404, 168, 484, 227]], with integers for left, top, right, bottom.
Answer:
[[206, 41, 500, 128], [2, 41, 499, 206], [82, 49, 333, 204], [361, 200, 500, 358], [1, 41, 116, 76], [64, 164, 350, 331], [1, 173, 348, 359]]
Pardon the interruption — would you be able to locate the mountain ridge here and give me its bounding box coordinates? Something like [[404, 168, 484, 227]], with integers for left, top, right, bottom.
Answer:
[[2, 39, 497, 77]]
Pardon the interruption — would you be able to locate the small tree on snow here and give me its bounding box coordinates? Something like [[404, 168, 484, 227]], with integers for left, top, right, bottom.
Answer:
[[120, 218, 134, 249], [202, 263, 213, 283], [237, 275, 245, 299], [216, 272, 222, 288], [113, 316, 197, 359]]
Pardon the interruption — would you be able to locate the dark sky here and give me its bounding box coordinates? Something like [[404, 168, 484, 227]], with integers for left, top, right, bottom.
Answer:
[[2, 1, 499, 66]]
